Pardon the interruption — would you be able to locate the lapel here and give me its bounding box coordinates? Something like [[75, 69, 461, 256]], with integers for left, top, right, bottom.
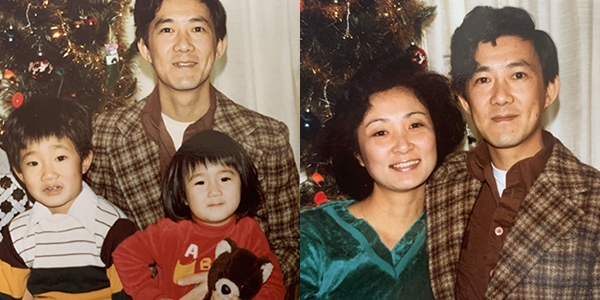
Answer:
[[212, 92, 264, 162], [111, 100, 162, 220], [426, 153, 482, 300], [485, 141, 588, 300]]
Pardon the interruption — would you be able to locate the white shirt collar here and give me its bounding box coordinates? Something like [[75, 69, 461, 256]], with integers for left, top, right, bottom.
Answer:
[[26, 182, 98, 236], [491, 162, 508, 198], [162, 113, 193, 150]]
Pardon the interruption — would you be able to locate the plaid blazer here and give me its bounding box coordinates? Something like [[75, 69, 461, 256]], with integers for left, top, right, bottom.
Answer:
[[86, 90, 299, 287], [426, 137, 600, 300]]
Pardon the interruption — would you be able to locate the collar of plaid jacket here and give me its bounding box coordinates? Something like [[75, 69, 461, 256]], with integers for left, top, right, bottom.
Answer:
[[426, 130, 599, 300], [112, 86, 262, 156]]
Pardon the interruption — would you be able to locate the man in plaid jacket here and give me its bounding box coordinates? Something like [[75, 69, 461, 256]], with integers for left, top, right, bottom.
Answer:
[[427, 6, 600, 300], [85, 0, 299, 295]]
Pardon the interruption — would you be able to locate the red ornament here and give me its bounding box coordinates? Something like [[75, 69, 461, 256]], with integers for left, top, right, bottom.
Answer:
[[407, 43, 428, 69], [314, 191, 328, 206], [84, 16, 99, 28], [311, 172, 324, 187], [12, 92, 23, 108], [73, 16, 99, 30], [300, 0, 304, 11]]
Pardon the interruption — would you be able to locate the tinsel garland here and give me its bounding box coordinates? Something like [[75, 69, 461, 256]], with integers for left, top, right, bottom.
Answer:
[[0, 0, 137, 136]]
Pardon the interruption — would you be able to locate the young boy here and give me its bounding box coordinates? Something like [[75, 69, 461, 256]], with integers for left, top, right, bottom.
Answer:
[[0, 97, 136, 299]]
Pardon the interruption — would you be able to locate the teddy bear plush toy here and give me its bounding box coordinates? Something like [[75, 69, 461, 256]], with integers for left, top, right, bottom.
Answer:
[[204, 238, 273, 300]]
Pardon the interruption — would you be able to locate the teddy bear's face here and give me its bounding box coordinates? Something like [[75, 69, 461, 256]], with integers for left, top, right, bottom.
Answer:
[[207, 238, 273, 300]]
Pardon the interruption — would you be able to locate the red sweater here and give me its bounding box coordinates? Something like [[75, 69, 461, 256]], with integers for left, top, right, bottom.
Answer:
[[112, 216, 285, 300]]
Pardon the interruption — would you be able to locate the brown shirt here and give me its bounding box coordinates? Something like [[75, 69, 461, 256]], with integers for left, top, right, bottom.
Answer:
[[456, 132, 555, 300], [140, 86, 217, 181]]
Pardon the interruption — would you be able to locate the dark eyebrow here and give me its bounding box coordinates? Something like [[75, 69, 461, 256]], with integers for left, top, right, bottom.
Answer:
[[507, 60, 531, 69], [155, 18, 174, 27], [190, 17, 210, 24], [219, 169, 236, 175], [405, 111, 427, 119], [20, 150, 35, 160], [473, 59, 531, 74], [364, 111, 427, 128], [154, 16, 210, 27], [473, 65, 490, 74], [20, 143, 68, 160]]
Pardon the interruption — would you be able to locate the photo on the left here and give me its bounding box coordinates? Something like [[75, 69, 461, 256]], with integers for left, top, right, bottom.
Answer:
[[0, 0, 300, 299]]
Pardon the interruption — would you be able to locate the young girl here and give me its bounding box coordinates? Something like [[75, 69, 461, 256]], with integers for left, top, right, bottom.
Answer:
[[112, 130, 286, 300]]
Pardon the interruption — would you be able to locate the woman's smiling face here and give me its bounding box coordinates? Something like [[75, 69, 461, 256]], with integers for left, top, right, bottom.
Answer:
[[355, 86, 437, 194]]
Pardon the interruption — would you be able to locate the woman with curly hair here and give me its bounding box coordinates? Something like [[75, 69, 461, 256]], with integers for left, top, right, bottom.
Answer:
[[300, 52, 466, 299]]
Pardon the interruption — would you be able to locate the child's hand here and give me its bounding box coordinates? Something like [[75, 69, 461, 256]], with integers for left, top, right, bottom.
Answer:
[[177, 272, 209, 300]]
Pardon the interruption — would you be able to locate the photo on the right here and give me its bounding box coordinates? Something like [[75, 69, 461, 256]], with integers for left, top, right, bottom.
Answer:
[[300, 0, 600, 299]]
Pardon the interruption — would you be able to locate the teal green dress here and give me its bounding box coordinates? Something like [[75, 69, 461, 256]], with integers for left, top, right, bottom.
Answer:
[[300, 200, 435, 300]]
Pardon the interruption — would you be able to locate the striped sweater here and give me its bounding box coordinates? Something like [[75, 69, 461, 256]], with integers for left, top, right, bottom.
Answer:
[[0, 183, 137, 300]]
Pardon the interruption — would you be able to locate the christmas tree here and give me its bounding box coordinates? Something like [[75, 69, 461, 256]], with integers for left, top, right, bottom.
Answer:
[[0, 0, 137, 136], [300, 0, 436, 208]]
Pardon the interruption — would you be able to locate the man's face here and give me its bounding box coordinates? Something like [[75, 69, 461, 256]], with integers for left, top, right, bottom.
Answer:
[[459, 35, 559, 154], [138, 0, 226, 93]]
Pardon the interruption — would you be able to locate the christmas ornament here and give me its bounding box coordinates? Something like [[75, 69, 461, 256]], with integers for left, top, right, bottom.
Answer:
[[84, 16, 99, 28], [3, 70, 15, 85], [407, 43, 427, 69], [105, 43, 121, 89], [301, 110, 321, 140], [28, 60, 54, 80], [73, 15, 99, 30], [314, 191, 328, 206], [312, 172, 324, 187], [12, 93, 23, 108]]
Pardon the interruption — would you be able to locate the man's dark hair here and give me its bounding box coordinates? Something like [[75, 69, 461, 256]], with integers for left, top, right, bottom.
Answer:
[[134, 0, 227, 46], [4, 97, 93, 173], [450, 6, 559, 98], [320, 52, 466, 200], [162, 130, 263, 222]]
